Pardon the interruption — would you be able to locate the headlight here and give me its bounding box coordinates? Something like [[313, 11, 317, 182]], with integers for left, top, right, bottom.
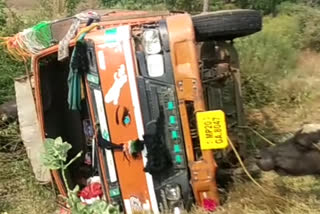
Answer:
[[142, 29, 162, 55], [165, 184, 181, 201], [146, 54, 164, 77]]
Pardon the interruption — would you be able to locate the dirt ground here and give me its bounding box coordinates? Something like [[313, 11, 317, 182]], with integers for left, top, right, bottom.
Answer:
[[5, 0, 37, 10]]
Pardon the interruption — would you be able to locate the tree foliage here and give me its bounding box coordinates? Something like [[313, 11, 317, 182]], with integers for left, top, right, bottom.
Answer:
[[100, 0, 320, 14], [100, 0, 202, 11], [66, 0, 83, 15], [0, 0, 6, 29]]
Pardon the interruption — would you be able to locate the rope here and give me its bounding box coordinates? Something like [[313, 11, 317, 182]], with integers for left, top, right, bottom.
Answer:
[[227, 136, 309, 211], [227, 136, 263, 188], [0, 35, 30, 62], [238, 126, 276, 146], [313, 143, 320, 152], [0, 11, 100, 62], [0, 22, 53, 61], [74, 23, 99, 41]]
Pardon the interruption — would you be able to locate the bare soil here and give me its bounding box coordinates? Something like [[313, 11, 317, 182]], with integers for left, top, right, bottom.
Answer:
[[6, 0, 37, 10]]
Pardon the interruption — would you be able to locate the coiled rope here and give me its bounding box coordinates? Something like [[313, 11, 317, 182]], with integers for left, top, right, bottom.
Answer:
[[0, 21, 53, 62]]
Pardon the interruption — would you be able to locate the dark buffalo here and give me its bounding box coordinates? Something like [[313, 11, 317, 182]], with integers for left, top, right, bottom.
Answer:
[[256, 124, 320, 176], [0, 99, 17, 121]]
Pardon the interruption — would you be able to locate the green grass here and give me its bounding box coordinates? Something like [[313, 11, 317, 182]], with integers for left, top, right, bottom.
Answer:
[[0, 122, 56, 214], [0, 47, 24, 104], [0, 154, 57, 214], [236, 3, 320, 109], [1, 2, 320, 214], [210, 173, 320, 214], [235, 14, 301, 108]]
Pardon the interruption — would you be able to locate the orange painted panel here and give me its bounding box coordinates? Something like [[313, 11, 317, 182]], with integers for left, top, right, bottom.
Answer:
[[89, 28, 152, 211]]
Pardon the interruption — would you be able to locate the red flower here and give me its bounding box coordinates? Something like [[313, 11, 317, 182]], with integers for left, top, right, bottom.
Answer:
[[79, 183, 103, 200], [203, 199, 218, 212]]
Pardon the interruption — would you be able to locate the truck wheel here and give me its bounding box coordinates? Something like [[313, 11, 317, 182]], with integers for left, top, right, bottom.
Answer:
[[192, 9, 262, 42]]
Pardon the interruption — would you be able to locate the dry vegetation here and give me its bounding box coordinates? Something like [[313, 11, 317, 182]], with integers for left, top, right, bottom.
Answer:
[[192, 173, 320, 214], [5, 0, 37, 10], [1, 1, 320, 214], [246, 51, 320, 134], [218, 49, 320, 214], [0, 121, 56, 214]]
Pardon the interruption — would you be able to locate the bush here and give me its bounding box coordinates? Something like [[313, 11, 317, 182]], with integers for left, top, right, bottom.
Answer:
[[235, 15, 301, 108], [100, 0, 201, 11], [0, 4, 25, 104], [0, 48, 24, 104], [237, 3, 320, 109], [277, 2, 320, 51], [0, 0, 59, 105]]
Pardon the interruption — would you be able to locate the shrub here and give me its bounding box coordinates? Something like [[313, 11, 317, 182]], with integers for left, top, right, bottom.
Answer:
[[235, 15, 301, 108], [278, 2, 320, 51], [0, 0, 57, 105], [0, 49, 24, 104], [100, 0, 201, 11]]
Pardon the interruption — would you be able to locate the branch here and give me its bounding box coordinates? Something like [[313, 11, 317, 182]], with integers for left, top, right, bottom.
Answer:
[[62, 151, 83, 192], [61, 165, 70, 192], [64, 151, 83, 170], [203, 0, 209, 12]]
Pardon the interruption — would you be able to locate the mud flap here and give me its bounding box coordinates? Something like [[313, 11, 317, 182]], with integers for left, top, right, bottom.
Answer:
[[15, 76, 51, 183]]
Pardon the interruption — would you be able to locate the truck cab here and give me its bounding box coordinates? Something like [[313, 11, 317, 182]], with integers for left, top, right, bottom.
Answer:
[[23, 9, 262, 213]]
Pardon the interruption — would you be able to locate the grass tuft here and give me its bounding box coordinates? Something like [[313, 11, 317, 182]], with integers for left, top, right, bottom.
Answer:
[[0, 122, 56, 214]]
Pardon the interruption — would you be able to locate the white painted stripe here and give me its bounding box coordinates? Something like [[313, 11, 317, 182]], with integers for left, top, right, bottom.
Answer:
[[105, 149, 116, 183], [141, 148, 159, 214], [124, 199, 133, 214], [92, 138, 95, 169], [98, 51, 106, 70], [93, 89, 117, 183], [117, 26, 130, 40], [121, 26, 144, 141], [121, 25, 159, 214]]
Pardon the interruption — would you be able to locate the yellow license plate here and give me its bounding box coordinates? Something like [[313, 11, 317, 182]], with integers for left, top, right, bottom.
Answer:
[[196, 110, 228, 150]]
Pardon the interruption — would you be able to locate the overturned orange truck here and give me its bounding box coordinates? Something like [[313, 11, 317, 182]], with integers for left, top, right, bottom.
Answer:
[[18, 9, 261, 213]]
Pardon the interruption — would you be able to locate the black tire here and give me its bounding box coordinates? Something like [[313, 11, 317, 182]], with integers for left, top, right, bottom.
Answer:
[[192, 9, 262, 42]]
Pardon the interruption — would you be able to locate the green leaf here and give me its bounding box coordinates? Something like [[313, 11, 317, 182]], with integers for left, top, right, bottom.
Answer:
[[42, 159, 62, 170], [55, 136, 63, 144], [41, 137, 90, 213], [42, 137, 72, 165], [71, 185, 80, 193], [41, 151, 63, 170], [89, 201, 108, 213], [67, 185, 81, 206], [106, 204, 120, 214], [76, 202, 87, 212]]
